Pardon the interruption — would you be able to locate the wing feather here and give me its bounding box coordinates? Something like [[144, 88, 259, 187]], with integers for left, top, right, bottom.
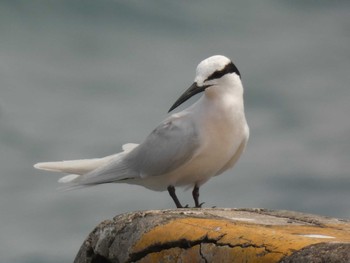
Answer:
[[70, 113, 200, 187], [124, 114, 200, 177]]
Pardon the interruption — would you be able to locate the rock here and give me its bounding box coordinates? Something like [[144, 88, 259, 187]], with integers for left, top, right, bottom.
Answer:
[[280, 243, 350, 263], [74, 208, 350, 263]]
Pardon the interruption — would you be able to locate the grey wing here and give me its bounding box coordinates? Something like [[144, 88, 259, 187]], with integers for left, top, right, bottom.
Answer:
[[124, 114, 200, 177], [68, 114, 200, 187]]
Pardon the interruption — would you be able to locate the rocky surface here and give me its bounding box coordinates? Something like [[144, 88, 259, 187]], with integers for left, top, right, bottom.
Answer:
[[74, 208, 350, 263]]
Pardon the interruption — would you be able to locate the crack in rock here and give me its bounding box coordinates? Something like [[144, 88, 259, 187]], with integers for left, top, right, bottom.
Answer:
[[127, 235, 222, 262], [127, 233, 283, 262], [199, 243, 208, 263]]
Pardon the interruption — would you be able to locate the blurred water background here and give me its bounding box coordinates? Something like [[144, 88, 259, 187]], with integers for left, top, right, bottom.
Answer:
[[1, 1, 349, 262]]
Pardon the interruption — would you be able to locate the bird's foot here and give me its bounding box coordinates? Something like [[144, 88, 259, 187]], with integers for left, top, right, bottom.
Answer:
[[194, 202, 205, 208]]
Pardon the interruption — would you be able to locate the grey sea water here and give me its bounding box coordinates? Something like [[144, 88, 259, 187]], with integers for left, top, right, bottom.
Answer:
[[1, 1, 349, 262]]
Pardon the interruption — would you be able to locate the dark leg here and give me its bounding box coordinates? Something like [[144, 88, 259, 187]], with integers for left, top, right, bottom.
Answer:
[[192, 185, 204, 208], [167, 185, 183, 208]]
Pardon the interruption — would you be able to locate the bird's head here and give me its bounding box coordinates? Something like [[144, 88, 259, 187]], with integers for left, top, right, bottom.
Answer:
[[168, 55, 241, 112]]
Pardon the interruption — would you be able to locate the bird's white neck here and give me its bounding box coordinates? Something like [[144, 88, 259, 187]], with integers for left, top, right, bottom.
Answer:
[[204, 74, 244, 102]]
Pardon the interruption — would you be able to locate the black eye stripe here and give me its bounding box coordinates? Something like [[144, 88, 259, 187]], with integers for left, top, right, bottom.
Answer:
[[205, 62, 241, 81]]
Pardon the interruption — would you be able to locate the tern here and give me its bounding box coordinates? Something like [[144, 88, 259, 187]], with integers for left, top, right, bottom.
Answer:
[[34, 55, 249, 208]]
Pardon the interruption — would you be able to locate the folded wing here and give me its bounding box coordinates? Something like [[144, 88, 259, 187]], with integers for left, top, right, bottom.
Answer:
[[62, 114, 200, 188]]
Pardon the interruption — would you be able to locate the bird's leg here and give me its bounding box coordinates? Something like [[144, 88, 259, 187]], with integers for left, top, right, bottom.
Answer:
[[167, 185, 184, 208], [192, 185, 204, 208]]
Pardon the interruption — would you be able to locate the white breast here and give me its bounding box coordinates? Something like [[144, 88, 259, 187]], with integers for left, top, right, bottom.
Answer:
[[165, 92, 248, 187]]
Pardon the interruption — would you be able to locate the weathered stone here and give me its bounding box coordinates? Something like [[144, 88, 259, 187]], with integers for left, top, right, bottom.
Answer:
[[280, 243, 350, 263], [74, 208, 350, 263]]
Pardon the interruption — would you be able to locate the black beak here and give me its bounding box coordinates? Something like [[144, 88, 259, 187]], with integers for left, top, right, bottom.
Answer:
[[168, 82, 209, 113]]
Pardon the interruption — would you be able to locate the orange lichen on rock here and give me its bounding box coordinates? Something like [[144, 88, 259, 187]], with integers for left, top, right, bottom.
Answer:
[[74, 209, 350, 263], [132, 213, 350, 262]]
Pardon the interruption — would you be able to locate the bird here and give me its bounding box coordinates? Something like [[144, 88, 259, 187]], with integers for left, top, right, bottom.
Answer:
[[34, 55, 249, 208]]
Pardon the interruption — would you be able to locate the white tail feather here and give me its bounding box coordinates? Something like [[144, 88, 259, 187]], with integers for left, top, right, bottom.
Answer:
[[34, 143, 139, 182], [58, 174, 80, 183], [34, 155, 118, 175], [122, 143, 138, 151]]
